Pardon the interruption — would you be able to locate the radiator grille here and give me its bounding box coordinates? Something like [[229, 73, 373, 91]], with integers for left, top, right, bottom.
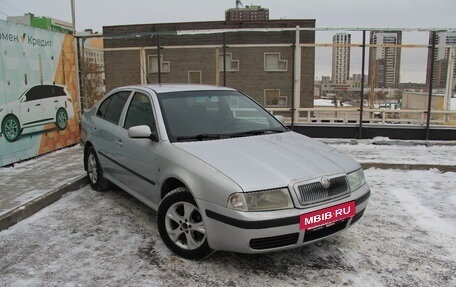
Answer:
[[296, 175, 349, 206]]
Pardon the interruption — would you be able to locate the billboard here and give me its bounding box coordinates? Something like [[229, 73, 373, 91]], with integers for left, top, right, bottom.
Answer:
[[0, 20, 80, 166]]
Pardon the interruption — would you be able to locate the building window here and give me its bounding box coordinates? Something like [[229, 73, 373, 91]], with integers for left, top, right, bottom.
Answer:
[[148, 55, 170, 73], [188, 71, 202, 84], [264, 89, 287, 107], [219, 53, 239, 71], [264, 53, 287, 71]]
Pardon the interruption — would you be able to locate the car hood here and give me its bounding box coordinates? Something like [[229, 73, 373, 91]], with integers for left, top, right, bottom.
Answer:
[[174, 131, 360, 192]]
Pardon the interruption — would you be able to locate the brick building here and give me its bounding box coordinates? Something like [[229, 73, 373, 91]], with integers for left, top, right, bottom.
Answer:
[[225, 5, 269, 21], [103, 20, 316, 109]]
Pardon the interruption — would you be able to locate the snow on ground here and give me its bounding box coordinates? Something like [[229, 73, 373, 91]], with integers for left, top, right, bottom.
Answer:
[[324, 138, 456, 165], [1, 138, 454, 218], [0, 145, 84, 216], [0, 168, 455, 287]]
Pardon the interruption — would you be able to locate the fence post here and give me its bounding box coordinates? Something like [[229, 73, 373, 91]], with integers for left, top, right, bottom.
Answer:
[[293, 26, 301, 125], [223, 33, 227, 87], [80, 37, 87, 111], [358, 30, 366, 139], [425, 31, 436, 141], [140, 48, 147, 84], [157, 35, 161, 84], [291, 41, 295, 129], [444, 46, 455, 114]]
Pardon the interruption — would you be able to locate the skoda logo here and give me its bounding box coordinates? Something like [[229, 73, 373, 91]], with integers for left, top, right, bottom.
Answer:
[[320, 177, 331, 189]]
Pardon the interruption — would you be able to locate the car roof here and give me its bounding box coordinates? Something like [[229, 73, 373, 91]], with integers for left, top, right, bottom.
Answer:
[[121, 84, 236, 94]]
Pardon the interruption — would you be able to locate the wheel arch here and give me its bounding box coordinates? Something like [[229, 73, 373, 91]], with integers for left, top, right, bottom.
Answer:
[[1, 113, 20, 126], [161, 177, 188, 200]]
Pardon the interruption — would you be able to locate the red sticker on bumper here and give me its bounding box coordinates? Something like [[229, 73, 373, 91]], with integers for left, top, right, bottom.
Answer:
[[300, 201, 356, 230]]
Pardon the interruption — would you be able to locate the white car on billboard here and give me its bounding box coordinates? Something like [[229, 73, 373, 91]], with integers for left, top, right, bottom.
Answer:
[[0, 84, 74, 142]]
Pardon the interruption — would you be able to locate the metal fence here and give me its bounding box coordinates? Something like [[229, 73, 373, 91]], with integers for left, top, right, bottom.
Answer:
[[77, 27, 456, 137]]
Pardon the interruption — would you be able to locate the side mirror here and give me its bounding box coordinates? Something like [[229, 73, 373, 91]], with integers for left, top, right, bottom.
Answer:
[[274, 115, 285, 123], [128, 125, 158, 142]]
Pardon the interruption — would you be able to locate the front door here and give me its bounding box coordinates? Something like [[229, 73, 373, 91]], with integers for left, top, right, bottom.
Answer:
[[113, 91, 161, 208]]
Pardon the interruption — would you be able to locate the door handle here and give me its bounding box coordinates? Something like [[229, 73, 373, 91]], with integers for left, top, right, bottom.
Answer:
[[35, 104, 41, 106], [116, 138, 123, 146]]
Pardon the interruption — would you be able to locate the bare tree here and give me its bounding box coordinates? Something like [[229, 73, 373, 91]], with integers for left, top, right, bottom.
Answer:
[[82, 61, 104, 109]]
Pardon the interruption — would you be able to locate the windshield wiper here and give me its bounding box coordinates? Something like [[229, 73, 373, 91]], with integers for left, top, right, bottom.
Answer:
[[228, 129, 285, 138], [176, 134, 221, 142]]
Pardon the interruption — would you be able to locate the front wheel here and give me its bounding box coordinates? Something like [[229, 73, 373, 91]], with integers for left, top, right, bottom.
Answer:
[[2, 115, 21, 142], [157, 187, 212, 259]]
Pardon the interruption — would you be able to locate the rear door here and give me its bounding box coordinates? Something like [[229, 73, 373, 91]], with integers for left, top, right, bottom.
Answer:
[[91, 90, 132, 178], [43, 85, 67, 119]]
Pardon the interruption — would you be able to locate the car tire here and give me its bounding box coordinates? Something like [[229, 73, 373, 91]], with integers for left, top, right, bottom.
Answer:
[[2, 115, 22, 142], [55, 108, 68, 130], [85, 146, 109, 191], [158, 187, 212, 259]]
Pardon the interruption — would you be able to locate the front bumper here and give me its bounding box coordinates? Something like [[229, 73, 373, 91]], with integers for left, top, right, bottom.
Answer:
[[197, 184, 370, 253]]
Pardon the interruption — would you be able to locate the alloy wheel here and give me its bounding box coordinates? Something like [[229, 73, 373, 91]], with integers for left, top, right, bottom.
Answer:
[[165, 201, 207, 251]]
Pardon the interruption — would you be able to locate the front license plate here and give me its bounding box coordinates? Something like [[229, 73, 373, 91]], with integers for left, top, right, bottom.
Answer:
[[300, 201, 356, 230]]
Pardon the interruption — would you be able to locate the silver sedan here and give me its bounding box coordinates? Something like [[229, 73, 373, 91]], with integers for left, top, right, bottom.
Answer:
[[80, 84, 370, 259]]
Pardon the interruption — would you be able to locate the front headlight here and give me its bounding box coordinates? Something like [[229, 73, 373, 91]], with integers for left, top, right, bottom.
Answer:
[[227, 188, 293, 211], [347, 169, 366, 191]]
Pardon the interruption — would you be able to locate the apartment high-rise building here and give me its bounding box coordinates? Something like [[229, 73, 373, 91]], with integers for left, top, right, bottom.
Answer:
[[321, 76, 331, 85], [369, 31, 402, 88], [332, 33, 351, 84], [225, 5, 269, 21], [426, 31, 456, 89]]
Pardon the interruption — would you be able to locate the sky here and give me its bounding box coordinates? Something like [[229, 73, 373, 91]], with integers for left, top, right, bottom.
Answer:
[[0, 0, 455, 82], [1, 0, 455, 31]]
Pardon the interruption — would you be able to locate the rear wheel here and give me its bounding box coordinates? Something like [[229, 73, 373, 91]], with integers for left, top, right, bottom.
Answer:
[[158, 187, 212, 259], [85, 146, 109, 191], [55, 108, 68, 130], [2, 115, 21, 142]]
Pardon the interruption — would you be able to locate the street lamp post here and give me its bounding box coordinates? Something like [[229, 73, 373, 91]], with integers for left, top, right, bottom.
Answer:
[[71, 0, 76, 34]]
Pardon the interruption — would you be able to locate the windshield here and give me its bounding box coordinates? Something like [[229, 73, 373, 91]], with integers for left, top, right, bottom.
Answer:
[[157, 90, 288, 142]]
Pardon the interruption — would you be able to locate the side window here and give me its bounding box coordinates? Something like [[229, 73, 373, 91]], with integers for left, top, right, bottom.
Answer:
[[148, 55, 170, 73], [25, 86, 44, 101], [124, 92, 156, 132], [41, 85, 55, 99], [97, 97, 112, 118], [52, 86, 66, 97], [218, 53, 239, 71], [96, 91, 130, 124], [264, 53, 288, 71]]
